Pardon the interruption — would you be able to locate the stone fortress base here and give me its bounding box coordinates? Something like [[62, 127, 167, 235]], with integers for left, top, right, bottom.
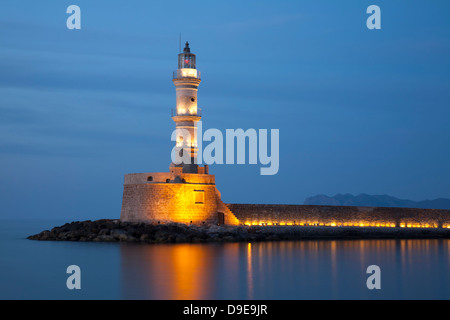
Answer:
[[120, 166, 240, 226]]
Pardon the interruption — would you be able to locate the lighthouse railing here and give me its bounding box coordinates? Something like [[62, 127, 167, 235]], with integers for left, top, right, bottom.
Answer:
[[173, 69, 201, 80], [171, 108, 202, 117]]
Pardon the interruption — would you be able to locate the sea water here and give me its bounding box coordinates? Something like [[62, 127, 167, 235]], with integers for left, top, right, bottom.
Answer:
[[0, 220, 448, 300]]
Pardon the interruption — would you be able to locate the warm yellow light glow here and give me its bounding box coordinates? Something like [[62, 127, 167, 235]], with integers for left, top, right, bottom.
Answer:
[[180, 68, 198, 78], [157, 244, 212, 299], [239, 219, 444, 229]]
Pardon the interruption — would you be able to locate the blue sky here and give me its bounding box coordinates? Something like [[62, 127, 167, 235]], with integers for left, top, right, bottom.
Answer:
[[1, 1, 449, 219]]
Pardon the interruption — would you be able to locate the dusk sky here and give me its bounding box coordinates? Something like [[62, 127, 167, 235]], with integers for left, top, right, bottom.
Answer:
[[1, 1, 449, 220]]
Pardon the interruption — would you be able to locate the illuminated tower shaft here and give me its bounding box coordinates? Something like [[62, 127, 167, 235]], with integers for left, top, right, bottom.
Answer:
[[172, 42, 201, 173]]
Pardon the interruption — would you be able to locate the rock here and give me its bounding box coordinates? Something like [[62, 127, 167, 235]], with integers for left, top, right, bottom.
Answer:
[[175, 234, 188, 243], [38, 230, 55, 241], [93, 235, 116, 242], [99, 229, 110, 236], [154, 230, 171, 242], [111, 229, 131, 241], [139, 234, 148, 241]]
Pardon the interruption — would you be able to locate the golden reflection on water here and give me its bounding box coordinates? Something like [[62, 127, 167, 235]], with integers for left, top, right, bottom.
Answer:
[[121, 239, 449, 300], [247, 243, 253, 299], [121, 244, 214, 299], [170, 244, 211, 299]]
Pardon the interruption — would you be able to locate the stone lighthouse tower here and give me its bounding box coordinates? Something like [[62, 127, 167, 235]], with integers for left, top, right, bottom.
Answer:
[[120, 42, 239, 226], [171, 42, 202, 174]]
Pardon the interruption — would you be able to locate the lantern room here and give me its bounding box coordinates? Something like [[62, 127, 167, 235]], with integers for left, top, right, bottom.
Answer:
[[178, 41, 196, 69]]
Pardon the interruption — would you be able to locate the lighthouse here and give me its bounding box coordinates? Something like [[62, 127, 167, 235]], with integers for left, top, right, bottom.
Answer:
[[120, 42, 240, 226], [171, 42, 202, 173], [118, 42, 450, 231]]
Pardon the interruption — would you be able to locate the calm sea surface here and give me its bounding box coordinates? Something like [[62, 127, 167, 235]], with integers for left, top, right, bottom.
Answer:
[[1, 220, 449, 300]]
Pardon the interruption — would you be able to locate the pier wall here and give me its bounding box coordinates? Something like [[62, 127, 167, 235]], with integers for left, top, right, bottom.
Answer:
[[226, 204, 450, 229]]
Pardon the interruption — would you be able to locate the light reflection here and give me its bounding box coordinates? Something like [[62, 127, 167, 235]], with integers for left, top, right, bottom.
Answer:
[[247, 243, 253, 299], [120, 239, 449, 299], [121, 244, 216, 299]]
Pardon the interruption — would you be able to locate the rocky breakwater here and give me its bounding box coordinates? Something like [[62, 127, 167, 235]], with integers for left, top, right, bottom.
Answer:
[[27, 219, 270, 243], [27, 219, 450, 243]]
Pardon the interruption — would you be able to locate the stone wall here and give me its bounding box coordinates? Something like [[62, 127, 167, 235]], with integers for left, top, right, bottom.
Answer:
[[120, 171, 240, 225], [226, 204, 450, 229], [216, 192, 241, 226], [121, 183, 219, 224]]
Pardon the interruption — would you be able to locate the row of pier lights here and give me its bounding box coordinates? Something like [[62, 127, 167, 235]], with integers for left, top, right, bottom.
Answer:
[[242, 221, 450, 229]]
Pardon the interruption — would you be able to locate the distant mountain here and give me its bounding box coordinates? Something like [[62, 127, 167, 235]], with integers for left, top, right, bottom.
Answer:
[[303, 193, 450, 210]]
